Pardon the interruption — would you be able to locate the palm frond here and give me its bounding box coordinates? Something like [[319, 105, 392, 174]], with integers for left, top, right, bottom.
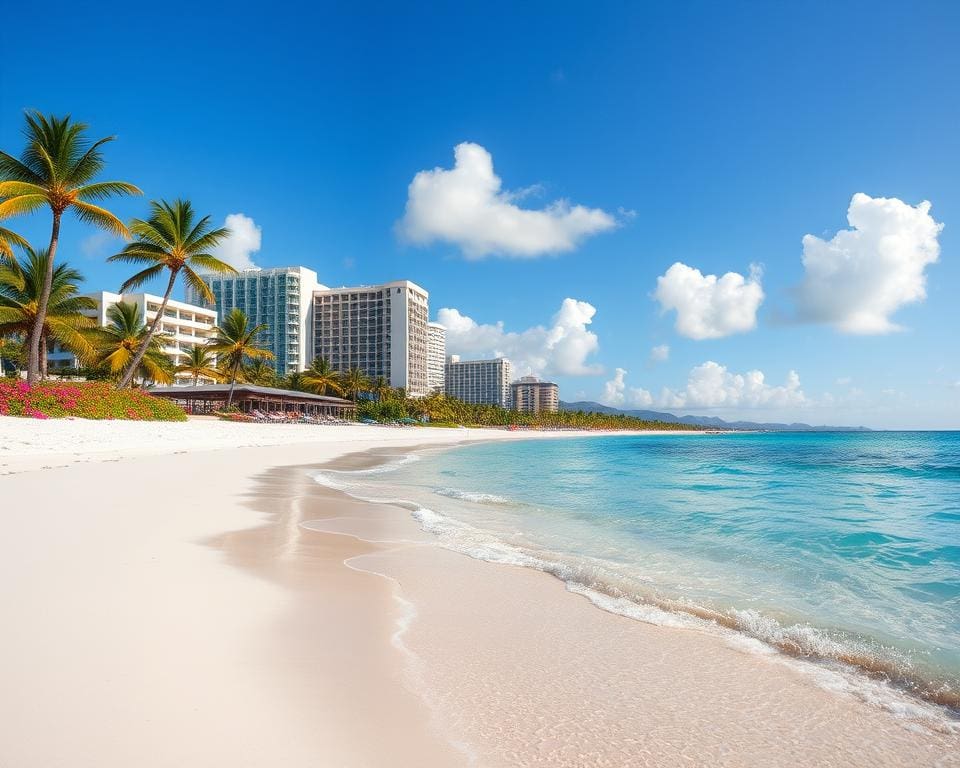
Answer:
[[106, 246, 167, 265], [72, 200, 130, 237], [68, 136, 114, 185], [127, 216, 176, 251], [0, 180, 48, 197], [0, 195, 46, 218], [75, 181, 142, 202], [0, 226, 29, 258], [46, 317, 97, 360], [187, 253, 237, 275], [180, 266, 214, 303], [118, 264, 165, 292], [186, 226, 231, 253], [0, 150, 43, 184]]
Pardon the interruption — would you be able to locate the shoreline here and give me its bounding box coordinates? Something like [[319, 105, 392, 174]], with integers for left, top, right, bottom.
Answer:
[[1, 418, 957, 766], [299, 444, 960, 762]]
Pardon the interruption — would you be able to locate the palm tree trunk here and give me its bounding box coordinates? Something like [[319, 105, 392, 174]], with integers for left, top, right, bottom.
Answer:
[[26, 211, 61, 385], [226, 358, 242, 409], [40, 335, 47, 380], [118, 269, 177, 388]]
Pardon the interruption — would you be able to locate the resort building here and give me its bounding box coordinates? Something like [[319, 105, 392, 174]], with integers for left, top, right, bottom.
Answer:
[[511, 375, 560, 413], [444, 355, 512, 407], [186, 266, 321, 376], [47, 291, 218, 384], [312, 280, 430, 397], [426, 322, 446, 393]]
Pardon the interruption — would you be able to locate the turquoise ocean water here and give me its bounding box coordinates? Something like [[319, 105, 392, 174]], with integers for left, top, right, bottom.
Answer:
[[316, 432, 960, 716]]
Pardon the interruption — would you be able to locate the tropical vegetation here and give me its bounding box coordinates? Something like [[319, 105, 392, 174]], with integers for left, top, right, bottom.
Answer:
[[175, 345, 222, 386], [0, 111, 140, 383], [108, 198, 235, 387], [207, 308, 274, 407], [0, 247, 97, 376], [92, 301, 174, 385], [0, 380, 185, 420], [358, 391, 701, 430], [300, 357, 343, 396], [239, 359, 277, 386]]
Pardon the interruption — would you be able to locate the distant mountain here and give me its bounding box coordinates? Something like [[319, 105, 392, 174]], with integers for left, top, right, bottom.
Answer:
[[559, 401, 870, 432]]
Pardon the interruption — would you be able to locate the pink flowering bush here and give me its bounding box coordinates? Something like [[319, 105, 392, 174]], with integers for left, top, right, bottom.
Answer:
[[0, 381, 187, 421]]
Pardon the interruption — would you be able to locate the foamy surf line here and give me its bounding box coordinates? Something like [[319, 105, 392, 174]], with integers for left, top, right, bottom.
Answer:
[[309, 460, 960, 733]]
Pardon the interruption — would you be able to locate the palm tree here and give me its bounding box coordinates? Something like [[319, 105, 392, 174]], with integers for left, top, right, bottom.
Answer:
[[174, 345, 221, 385], [0, 247, 97, 376], [207, 308, 273, 408], [283, 371, 307, 392], [371, 375, 393, 402], [108, 199, 235, 388], [94, 301, 174, 385], [341, 366, 370, 402], [301, 357, 343, 396], [243, 359, 277, 386], [0, 111, 140, 383]]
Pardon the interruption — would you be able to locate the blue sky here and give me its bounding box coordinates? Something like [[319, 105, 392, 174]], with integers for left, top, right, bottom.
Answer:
[[2, 1, 958, 428]]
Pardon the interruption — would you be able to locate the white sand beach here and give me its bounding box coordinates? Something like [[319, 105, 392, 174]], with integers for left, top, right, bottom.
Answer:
[[0, 416, 957, 767]]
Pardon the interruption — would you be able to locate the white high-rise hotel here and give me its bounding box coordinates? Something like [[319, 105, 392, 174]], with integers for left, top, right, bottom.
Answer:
[[192, 266, 433, 396], [313, 280, 430, 397], [426, 322, 446, 393], [444, 356, 512, 407]]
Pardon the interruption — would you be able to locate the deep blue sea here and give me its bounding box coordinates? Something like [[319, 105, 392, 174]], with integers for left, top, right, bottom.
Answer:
[[318, 432, 960, 714]]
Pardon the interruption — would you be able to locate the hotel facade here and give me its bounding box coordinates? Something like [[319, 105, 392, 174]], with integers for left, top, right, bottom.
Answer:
[[426, 322, 446, 393], [48, 291, 219, 384], [187, 266, 321, 376], [444, 355, 512, 407], [510, 375, 560, 413], [313, 280, 430, 397]]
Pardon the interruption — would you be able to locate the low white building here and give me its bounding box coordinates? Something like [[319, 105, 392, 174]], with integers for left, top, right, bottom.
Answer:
[[48, 291, 219, 384]]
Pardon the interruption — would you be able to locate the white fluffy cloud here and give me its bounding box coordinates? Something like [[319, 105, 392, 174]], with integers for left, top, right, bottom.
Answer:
[[397, 142, 617, 258], [654, 262, 764, 340], [602, 368, 653, 408], [603, 362, 807, 411], [650, 344, 670, 363], [660, 361, 806, 410], [213, 213, 262, 270], [437, 298, 602, 377], [796, 193, 942, 334]]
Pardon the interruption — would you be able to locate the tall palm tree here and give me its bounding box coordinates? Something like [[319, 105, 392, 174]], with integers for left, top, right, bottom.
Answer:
[[341, 366, 370, 402], [94, 301, 174, 385], [174, 345, 221, 385], [108, 199, 235, 388], [302, 357, 344, 396], [0, 247, 97, 376], [0, 111, 140, 383], [207, 308, 273, 408]]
